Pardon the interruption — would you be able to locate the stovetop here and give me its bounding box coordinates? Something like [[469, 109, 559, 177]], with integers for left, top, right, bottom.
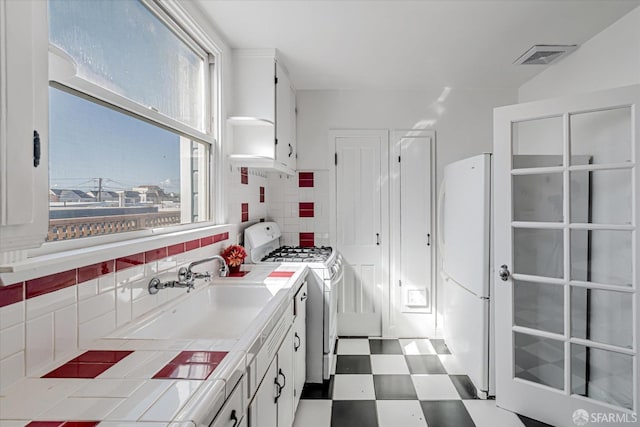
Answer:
[[261, 246, 333, 263]]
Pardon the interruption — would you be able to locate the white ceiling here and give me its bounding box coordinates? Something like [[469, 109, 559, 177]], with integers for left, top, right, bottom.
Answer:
[[194, 0, 639, 90]]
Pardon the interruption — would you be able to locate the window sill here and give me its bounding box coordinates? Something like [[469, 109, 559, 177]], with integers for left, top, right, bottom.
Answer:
[[0, 223, 235, 277]]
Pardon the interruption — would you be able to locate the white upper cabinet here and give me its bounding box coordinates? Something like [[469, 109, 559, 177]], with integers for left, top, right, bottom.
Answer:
[[0, 0, 49, 257], [229, 49, 296, 174]]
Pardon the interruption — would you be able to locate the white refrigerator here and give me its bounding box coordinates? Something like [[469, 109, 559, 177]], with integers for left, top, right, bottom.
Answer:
[[440, 153, 494, 398]]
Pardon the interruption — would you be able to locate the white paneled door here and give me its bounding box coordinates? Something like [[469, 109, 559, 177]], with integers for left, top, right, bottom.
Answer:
[[494, 85, 640, 427], [332, 130, 388, 337], [388, 131, 435, 337]]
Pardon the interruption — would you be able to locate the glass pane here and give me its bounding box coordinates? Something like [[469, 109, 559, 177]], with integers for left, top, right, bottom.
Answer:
[[514, 281, 564, 334], [514, 228, 563, 278], [514, 333, 564, 390], [48, 87, 208, 242], [49, 0, 205, 131], [571, 230, 632, 286], [513, 173, 563, 222], [570, 108, 632, 165], [512, 116, 563, 169], [571, 344, 633, 410], [571, 287, 633, 348], [570, 169, 632, 224]]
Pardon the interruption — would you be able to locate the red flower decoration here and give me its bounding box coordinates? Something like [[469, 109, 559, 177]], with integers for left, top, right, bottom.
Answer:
[[221, 245, 247, 267]]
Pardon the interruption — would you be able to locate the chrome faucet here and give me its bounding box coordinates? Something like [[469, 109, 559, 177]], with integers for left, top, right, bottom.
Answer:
[[148, 255, 229, 295]]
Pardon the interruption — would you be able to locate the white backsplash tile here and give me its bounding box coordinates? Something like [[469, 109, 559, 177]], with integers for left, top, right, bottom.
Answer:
[[79, 290, 116, 323], [77, 279, 99, 301], [0, 323, 24, 360], [25, 314, 54, 375], [98, 273, 117, 293], [0, 351, 24, 391], [53, 304, 78, 360], [26, 286, 76, 321], [0, 301, 24, 330]]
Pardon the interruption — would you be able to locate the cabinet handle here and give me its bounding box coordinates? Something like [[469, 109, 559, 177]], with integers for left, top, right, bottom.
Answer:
[[288, 143, 293, 158], [33, 130, 41, 167], [274, 377, 282, 403], [294, 332, 301, 351], [300, 292, 307, 301], [230, 409, 239, 427], [376, 233, 380, 246], [278, 368, 286, 389], [427, 233, 431, 246]]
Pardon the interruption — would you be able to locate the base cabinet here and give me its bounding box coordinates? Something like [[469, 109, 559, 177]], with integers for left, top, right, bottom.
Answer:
[[249, 357, 278, 427], [249, 327, 295, 427], [292, 283, 307, 410]]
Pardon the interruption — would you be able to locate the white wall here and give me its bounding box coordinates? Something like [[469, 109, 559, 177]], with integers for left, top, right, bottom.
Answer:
[[282, 87, 516, 328], [518, 6, 640, 102]]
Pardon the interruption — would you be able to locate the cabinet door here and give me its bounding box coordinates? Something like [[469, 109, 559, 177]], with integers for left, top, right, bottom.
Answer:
[[293, 283, 307, 410], [276, 327, 295, 427], [249, 358, 278, 427], [288, 85, 297, 171], [275, 62, 292, 166], [0, 0, 49, 253]]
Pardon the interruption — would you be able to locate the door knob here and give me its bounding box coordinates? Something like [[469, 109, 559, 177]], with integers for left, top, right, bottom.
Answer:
[[499, 264, 511, 282]]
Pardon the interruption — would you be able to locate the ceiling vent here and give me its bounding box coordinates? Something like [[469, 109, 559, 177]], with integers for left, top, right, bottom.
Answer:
[[514, 44, 577, 65]]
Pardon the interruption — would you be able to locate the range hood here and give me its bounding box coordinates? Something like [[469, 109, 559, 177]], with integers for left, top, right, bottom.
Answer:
[[228, 154, 294, 175], [226, 117, 294, 175]]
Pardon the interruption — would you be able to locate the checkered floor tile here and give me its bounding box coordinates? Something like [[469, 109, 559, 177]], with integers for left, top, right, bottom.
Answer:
[[293, 338, 553, 427]]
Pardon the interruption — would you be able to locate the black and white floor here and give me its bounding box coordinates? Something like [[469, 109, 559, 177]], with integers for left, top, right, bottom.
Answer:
[[293, 338, 552, 427]]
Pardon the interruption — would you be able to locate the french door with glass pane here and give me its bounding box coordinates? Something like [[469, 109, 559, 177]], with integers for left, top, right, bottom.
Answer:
[[494, 85, 639, 427]]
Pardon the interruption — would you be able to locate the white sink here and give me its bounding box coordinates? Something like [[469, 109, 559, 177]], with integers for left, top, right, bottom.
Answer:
[[110, 284, 278, 340]]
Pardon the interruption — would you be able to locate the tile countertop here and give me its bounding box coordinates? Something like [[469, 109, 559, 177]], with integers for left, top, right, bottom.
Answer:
[[0, 264, 309, 426]]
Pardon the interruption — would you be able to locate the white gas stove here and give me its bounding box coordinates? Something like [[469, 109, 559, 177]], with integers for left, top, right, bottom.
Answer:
[[244, 222, 343, 383]]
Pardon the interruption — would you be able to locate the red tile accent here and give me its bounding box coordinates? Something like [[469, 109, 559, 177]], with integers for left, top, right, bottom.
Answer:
[[77, 261, 115, 283], [299, 202, 315, 218], [115, 253, 145, 271], [299, 232, 315, 247], [222, 232, 229, 240], [69, 350, 133, 364], [43, 363, 113, 379], [240, 167, 249, 184], [299, 172, 314, 187], [259, 186, 265, 203], [42, 350, 133, 379], [171, 351, 227, 365], [152, 351, 227, 380], [145, 247, 168, 263], [26, 270, 77, 299], [268, 271, 296, 278], [241, 203, 249, 223], [185, 239, 200, 251], [168, 243, 185, 256], [153, 363, 215, 380], [200, 236, 214, 247], [0, 282, 24, 308], [213, 233, 225, 243]]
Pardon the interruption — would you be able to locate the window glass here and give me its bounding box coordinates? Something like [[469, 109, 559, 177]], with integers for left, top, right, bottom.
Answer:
[[49, 0, 205, 131], [48, 87, 208, 242]]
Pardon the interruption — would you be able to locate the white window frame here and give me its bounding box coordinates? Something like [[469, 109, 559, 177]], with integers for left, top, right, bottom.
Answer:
[[31, 0, 224, 257]]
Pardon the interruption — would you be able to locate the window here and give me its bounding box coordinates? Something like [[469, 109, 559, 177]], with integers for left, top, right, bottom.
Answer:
[[47, 0, 217, 243]]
